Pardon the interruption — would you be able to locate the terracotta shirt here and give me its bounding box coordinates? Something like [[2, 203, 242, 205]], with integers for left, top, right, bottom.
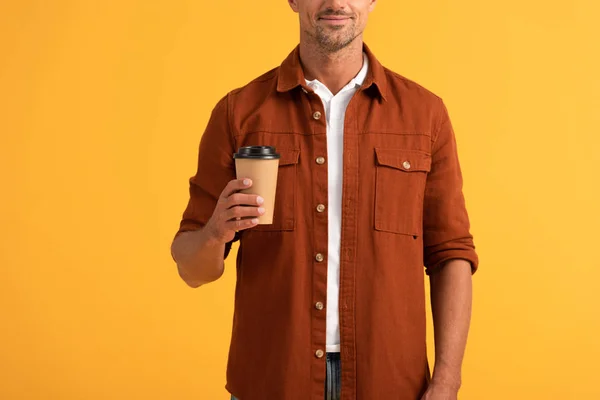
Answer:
[[176, 45, 479, 400]]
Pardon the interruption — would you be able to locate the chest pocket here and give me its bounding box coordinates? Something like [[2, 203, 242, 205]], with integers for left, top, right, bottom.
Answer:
[[374, 148, 431, 236], [251, 148, 300, 232]]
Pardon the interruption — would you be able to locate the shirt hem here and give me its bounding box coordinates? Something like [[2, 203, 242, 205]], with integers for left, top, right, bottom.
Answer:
[[326, 344, 341, 353]]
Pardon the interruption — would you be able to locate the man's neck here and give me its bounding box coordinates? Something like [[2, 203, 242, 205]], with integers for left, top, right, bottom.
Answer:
[[299, 38, 365, 95]]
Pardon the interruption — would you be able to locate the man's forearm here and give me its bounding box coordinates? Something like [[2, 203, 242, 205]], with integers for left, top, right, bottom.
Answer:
[[171, 228, 226, 288], [429, 259, 473, 390]]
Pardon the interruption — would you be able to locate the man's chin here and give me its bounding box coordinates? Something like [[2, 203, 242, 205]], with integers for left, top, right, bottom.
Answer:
[[321, 35, 356, 51], [319, 43, 351, 53]]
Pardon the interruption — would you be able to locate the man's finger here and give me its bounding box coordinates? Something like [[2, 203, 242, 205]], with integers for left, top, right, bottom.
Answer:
[[226, 205, 264, 222], [229, 217, 259, 232], [227, 193, 263, 209], [222, 178, 253, 199]]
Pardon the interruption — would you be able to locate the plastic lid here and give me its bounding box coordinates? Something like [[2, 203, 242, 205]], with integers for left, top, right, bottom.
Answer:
[[233, 146, 280, 160]]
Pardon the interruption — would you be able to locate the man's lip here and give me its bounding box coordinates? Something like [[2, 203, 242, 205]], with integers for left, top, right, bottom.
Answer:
[[319, 16, 351, 20]]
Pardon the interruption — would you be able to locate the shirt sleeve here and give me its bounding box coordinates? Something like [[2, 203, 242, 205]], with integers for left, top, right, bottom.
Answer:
[[175, 94, 239, 259], [423, 99, 479, 274]]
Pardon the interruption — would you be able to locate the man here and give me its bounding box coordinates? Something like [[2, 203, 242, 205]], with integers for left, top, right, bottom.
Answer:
[[171, 1, 478, 399]]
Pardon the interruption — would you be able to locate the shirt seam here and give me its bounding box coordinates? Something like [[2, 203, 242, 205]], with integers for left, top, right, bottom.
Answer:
[[432, 97, 448, 146], [232, 130, 433, 137], [232, 130, 307, 137], [226, 92, 237, 148]]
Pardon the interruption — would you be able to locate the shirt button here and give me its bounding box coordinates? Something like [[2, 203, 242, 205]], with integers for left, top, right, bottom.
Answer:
[[315, 302, 324, 310], [315, 349, 324, 358], [313, 111, 322, 120], [316, 156, 326, 165], [315, 253, 324, 262], [316, 204, 326, 213], [403, 161, 411, 170]]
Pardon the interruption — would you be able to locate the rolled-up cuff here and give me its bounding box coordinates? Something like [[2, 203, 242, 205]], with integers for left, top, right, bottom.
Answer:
[[424, 240, 479, 275]]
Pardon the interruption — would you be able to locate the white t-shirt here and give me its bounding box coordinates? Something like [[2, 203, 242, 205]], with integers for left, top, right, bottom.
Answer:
[[304, 53, 369, 353]]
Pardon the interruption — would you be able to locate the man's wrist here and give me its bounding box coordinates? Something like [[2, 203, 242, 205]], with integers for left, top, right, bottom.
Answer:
[[200, 222, 224, 248], [429, 379, 461, 391], [430, 365, 462, 391]]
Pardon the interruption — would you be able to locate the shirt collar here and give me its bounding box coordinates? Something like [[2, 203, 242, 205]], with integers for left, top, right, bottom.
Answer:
[[276, 43, 388, 101], [304, 52, 368, 95], [349, 52, 369, 88]]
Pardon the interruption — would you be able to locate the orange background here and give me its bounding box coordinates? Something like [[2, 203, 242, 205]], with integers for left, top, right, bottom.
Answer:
[[1, 1, 599, 399]]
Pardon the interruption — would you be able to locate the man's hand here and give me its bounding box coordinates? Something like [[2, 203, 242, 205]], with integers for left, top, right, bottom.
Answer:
[[204, 178, 265, 244], [420, 383, 458, 400]]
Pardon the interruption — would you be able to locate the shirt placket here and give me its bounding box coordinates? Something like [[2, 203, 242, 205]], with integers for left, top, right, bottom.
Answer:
[[303, 85, 330, 400], [338, 91, 360, 400]]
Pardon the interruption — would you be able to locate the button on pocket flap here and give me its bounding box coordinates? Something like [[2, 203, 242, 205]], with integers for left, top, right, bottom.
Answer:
[[278, 149, 300, 166], [375, 148, 431, 172]]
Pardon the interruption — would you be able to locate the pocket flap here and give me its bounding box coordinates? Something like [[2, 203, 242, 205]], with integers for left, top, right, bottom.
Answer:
[[375, 148, 431, 172], [278, 149, 300, 166]]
